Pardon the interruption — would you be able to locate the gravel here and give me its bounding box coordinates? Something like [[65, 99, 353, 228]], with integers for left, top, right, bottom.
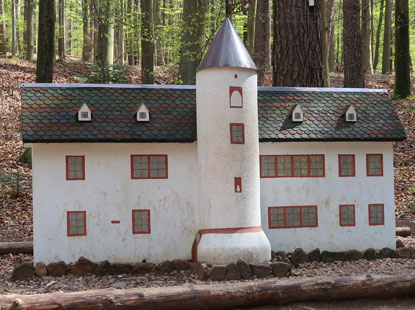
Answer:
[[2, 253, 415, 296]]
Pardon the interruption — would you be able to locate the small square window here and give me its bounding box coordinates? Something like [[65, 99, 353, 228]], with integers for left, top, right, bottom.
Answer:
[[277, 155, 292, 176], [294, 155, 308, 176], [132, 210, 151, 234], [139, 112, 147, 119], [367, 154, 383, 176], [269, 208, 285, 228], [286, 207, 301, 227], [80, 111, 89, 119], [260, 156, 276, 177], [369, 204, 384, 225], [67, 211, 86, 236], [339, 154, 355, 177], [339, 205, 355, 226], [66, 156, 85, 180], [230, 123, 245, 144], [302, 207, 317, 226]]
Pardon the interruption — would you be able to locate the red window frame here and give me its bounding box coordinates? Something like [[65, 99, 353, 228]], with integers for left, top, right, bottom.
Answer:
[[368, 204, 385, 226], [67, 211, 87, 237], [132, 209, 151, 234], [268, 206, 318, 229], [260, 155, 325, 178], [366, 154, 383, 176], [234, 177, 242, 193], [66, 156, 85, 180], [338, 154, 355, 177], [131, 155, 168, 179], [339, 204, 356, 227], [229, 86, 243, 108], [230, 123, 245, 144]]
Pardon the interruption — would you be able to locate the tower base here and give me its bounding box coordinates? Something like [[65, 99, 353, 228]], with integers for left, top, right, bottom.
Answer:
[[196, 228, 271, 264]]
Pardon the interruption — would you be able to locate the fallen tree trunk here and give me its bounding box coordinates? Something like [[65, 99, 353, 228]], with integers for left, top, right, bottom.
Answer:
[[2, 274, 415, 309], [0, 242, 33, 255], [396, 227, 411, 237]]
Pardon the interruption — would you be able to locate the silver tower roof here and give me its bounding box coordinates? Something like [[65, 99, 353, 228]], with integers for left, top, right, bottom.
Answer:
[[198, 18, 257, 71]]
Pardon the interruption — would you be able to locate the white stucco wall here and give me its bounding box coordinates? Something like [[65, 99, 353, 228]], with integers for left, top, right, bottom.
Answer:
[[259, 141, 396, 253], [32, 143, 199, 264]]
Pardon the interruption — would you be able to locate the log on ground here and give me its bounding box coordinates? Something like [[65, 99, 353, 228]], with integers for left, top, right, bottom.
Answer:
[[0, 242, 33, 255], [396, 227, 411, 237], [2, 274, 415, 309]]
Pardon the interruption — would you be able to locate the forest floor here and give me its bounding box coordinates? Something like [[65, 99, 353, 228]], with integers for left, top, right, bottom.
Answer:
[[0, 60, 415, 306]]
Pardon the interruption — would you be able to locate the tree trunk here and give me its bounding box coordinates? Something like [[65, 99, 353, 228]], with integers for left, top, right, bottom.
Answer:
[[126, 0, 134, 65], [117, 0, 124, 65], [253, 0, 270, 85], [82, 0, 92, 62], [178, 0, 207, 85], [246, 0, 256, 55], [3, 275, 415, 310], [36, 0, 56, 83], [362, 0, 374, 74], [382, 0, 392, 74], [97, 0, 114, 66], [58, 0, 65, 60], [91, 0, 98, 63], [134, 0, 140, 65], [0, 0, 7, 57], [25, 0, 33, 60], [373, 0, 384, 71], [321, 0, 329, 87], [343, 0, 364, 88], [141, 0, 154, 83], [16, 0, 21, 53], [12, 0, 17, 56], [327, 0, 335, 72], [273, 0, 324, 87], [394, 0, 411, 97]]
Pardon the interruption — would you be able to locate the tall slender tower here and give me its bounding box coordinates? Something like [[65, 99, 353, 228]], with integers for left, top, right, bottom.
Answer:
[[196, 19, 271, 264]]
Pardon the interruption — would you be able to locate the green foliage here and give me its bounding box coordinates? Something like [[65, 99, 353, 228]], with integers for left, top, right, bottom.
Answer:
[[0, 171, 29, 199], [18, 148, 32, 169], [76, 63, 130, 84]]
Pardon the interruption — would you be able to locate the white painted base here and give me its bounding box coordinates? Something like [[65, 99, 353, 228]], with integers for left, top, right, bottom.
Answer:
[[197, 231, 271, 264]]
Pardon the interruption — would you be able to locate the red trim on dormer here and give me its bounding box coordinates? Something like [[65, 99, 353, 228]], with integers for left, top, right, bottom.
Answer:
[[132, 209, 151, 234], [230, 123, 245, 144], [339, 204, 356, 227], [366, 154, 383, 177], [229, 86, 243, 108], [131, 154, 168, 179], [67, 211, 87, 237], [66, 156, 85, 181], [338, 154, 356, 177]]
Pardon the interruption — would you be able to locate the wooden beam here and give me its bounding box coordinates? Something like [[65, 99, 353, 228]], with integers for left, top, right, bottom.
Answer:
[[2, 274, 415, 309], [0, 242, 33, 255]]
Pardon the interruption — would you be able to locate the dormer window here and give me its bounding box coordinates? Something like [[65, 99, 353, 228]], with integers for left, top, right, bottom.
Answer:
[[78, 103, 91, 121], [292, 104, 304, 122], [136, 103, 150, 122], [345, 104, 357, 122]]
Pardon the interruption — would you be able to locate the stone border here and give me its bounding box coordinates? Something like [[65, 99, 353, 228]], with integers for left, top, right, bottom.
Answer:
[[11, 246, 415, 281]]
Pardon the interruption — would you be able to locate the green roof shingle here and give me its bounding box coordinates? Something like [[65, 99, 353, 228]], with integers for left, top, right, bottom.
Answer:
[[21, 84, 406, 143]]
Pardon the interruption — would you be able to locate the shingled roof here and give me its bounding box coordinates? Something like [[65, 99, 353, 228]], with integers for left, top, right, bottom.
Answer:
[[21, 84, 406, 143]]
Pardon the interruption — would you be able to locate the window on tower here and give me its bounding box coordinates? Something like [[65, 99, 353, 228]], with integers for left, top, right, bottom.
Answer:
[[230, 123, 245, 144], [229, 86, 243, 108]]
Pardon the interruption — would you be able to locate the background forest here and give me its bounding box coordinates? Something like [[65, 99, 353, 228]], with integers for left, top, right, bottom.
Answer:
[[0, 0, 414, 96]]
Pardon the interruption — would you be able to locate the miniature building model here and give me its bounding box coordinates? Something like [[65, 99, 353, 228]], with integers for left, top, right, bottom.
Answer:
[[21, 19, 406, 264]]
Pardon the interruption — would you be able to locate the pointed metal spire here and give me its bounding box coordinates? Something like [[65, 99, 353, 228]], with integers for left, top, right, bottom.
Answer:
[[198, 18, 257, 71]]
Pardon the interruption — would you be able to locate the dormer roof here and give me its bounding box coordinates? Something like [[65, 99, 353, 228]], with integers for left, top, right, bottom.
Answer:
[[198, 18, 257, 71]]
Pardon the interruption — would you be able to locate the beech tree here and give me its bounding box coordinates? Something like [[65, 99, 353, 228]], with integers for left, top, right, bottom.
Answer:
[[253, 0, 270, 85], [58, 0, 65, 60], [273, 0, 323, 87], [394, 0, 411, 98], [0, 0, 6, 57], [178, 0, 207, 85], [141, 0, 154, 84], [373, 0, 384, 71], [36, 0, 56, 83], [382, 0, 392, 74], [25, 0, 33, 60], [343, 0, 364, 88]]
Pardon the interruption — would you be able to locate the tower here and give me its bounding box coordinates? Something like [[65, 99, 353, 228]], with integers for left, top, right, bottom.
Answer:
[[196, 19, 271, 264]]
